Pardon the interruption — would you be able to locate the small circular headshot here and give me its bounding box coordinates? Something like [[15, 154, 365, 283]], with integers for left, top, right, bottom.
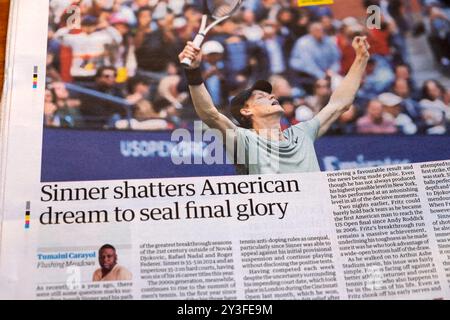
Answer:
[[92, 244, 132, 282]]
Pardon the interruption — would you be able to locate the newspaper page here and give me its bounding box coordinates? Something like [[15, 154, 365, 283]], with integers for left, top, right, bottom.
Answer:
[[1, 0, 450, 300]]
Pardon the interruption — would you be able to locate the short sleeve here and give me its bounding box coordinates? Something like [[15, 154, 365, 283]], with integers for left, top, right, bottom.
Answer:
[[293, 117, 320, 141]]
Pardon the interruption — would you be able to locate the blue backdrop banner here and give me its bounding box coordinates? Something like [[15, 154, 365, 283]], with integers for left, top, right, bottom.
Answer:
[[41, 128, 450, 182]]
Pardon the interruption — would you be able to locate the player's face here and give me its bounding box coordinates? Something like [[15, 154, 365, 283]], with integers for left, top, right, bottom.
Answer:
[[99, 248, 117, 270], [246, 90, 283, 118]]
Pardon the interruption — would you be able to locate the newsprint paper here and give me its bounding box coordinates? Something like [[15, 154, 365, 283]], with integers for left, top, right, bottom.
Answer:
[[0, 0, 450, 300]]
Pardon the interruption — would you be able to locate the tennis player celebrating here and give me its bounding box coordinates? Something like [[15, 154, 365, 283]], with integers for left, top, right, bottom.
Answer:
[[179, 36, 370, 175]]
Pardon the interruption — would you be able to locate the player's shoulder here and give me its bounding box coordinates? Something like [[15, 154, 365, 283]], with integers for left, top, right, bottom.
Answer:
[[288, 117, 320, 140]]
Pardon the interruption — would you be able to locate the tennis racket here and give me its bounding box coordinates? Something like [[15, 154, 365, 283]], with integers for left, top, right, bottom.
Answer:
[[181, 0, 243, 67]]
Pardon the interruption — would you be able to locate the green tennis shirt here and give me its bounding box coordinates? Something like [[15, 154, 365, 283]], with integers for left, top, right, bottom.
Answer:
[[232, 117, 321, 175]]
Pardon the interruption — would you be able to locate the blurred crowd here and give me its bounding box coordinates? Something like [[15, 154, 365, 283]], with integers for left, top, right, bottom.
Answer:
[[45, 0, 450, 135]]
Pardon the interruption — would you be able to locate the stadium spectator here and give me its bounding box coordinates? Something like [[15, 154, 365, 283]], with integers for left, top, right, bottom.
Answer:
[[391, 78, 423, 124], [289, 22, 341, 93], [291, 8, 312, 39], [75, 66, 127, 129], [306, 78, 332, 114], [108, 12, 134, 78], [421, 80, 450, 119], [328, 104, 358, 135], [47, 52, 63, 83], [379, 92, 418, 135], [258, 19, 287, 75], [47, 81, 83, 128], [295, 104, 315, 123], [92, 66, 124, 97], [126, 75, 151, 105], [157, 75, 189, 110], [241, 10, 264, 42], [115, 99, 174, 131], [279, 97, 300, 130], [210, 16, 252, 81], [426, 3, 450, 71], [356, 99, 398, 134], [252, 0, 281, 22], [111, 0, 137, 26], [180, 4, 203, 42], [201, 41, 227, 106], [47, 26, 62, 82], [445, 88, 450, 106], [367, 14, 393, 59], [269, 75, 293, 98], [319, 11, 339, 36], [276, 7, 297, 61], [358, 57, 395, 101], [420, 79, 450, 134], [386, 0, 412, 65], [394, 64, 420, 99], [44, 89, 58, 126], [56, 15, 122, 84], [336, 17, 363, 75], [134, 6, 175, 83]]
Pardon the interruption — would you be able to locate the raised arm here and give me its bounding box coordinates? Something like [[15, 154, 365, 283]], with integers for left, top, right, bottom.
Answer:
[[316, 36, 370, 137], [178, 42, 237, 137]]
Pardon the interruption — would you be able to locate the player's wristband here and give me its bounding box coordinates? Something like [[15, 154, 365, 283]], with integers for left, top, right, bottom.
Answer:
[[184, 68, 203, 86]]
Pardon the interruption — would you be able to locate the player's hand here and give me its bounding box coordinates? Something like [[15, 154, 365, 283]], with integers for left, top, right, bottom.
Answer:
[[352, 36, 370, 59], [179, 41, 202, 69]]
